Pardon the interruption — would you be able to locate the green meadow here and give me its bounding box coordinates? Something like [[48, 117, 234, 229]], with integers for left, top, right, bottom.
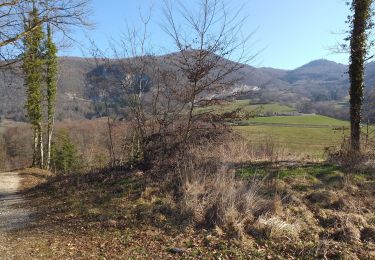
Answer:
[[245, 115, 349, 126], [234, 122, 347, 158], [196, 100, 295, 114], [197, 100, 352, 158], [235, 114, 351, 159]]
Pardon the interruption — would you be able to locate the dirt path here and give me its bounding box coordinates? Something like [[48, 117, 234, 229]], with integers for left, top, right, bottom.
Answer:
[[0, 172, 30, 232]]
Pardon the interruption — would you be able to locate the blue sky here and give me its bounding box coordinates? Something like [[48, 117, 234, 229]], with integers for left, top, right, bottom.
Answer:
[[63, 0, 351, 70]]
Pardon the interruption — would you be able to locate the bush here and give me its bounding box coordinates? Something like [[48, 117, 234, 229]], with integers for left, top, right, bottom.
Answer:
[[51, 129, 81, 174]]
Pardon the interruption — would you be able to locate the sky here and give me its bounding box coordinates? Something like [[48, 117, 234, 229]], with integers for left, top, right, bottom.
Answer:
[[62, 0, 351, 70]]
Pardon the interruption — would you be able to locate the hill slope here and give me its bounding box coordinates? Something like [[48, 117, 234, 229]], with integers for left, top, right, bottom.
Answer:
[[2, 54, 375, 121]]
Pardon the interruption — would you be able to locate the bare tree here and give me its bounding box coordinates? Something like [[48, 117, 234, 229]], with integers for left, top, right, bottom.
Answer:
[[85, 44, 120, 168], [162, 0, 256, 141], [85, 0, 256, 167], [0, 0, 91, 64]]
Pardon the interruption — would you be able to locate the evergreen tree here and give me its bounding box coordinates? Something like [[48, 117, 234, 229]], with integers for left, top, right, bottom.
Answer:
[[45, 23, 58, 170], [23, 5, 45, 167], [51, 129, 80, 174]]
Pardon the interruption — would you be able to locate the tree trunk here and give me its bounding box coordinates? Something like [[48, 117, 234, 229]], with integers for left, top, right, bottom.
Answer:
[[107, 115, 115, 167], [32, 128, 38, 167], [46, 117, 54, 169], [37, 123, 44, 168], [348, 0, 372, 153]]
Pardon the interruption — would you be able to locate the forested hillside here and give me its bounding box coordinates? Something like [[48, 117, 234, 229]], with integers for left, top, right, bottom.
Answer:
[[4, 56, 375, 121]]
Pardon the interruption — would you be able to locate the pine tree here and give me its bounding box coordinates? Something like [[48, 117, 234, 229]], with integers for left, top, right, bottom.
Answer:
[[51, 129, 80, 174], [23, 5, 45, 168], [45, 23, 58, 170]]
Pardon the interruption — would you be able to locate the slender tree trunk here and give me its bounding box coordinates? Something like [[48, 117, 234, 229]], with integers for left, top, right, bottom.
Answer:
[[37, 123, 44, 168], [184, 82, 198, 142], [46, 117, 54, 169], [107, 115, 115, 167], [32, 128, 38, 166]]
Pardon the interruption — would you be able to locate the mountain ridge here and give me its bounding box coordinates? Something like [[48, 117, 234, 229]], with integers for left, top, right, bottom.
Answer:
[[1, 54, 374, 121]]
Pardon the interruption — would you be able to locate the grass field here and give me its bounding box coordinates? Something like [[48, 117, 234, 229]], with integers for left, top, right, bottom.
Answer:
[[235, 125, 346, 158], [197, 100, 296, 114], [245, 115, 349, 126], [196, 99, 351, 159], [235, 115, 350, 159]]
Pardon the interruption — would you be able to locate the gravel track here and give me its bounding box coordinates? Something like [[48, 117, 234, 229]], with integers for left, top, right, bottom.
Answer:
[[0, 172, 30, 232]]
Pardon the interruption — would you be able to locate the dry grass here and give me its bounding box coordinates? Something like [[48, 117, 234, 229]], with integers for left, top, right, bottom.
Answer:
[[175, 137, 301, 239], [179, 164, 261, 237], [173, 134, 327, 241], [326, 137, 375, 172], [251, 215, 300, 240], [189, 135, 308, 165]]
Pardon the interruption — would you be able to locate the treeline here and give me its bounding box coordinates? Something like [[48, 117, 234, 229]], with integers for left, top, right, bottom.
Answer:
[[0, 119, 125, 172]]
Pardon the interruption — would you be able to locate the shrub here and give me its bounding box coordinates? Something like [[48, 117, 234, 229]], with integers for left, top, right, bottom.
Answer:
[[51, 129, 81, 174]]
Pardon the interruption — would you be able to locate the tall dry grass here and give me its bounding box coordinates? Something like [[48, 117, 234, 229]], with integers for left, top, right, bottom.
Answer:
[[174, 135, 302, 238], [326, 136, 375, 172], [189, 134, 305, 164], [178, 160, 261, 237]]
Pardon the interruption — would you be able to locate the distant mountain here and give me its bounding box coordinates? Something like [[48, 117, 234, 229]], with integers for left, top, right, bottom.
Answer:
[[284, 59, 347, 83], [1, 53, 375, 121], [278, 59, 349, 103], [365, 61, 375, 87], [258, 67, 288, 79]]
